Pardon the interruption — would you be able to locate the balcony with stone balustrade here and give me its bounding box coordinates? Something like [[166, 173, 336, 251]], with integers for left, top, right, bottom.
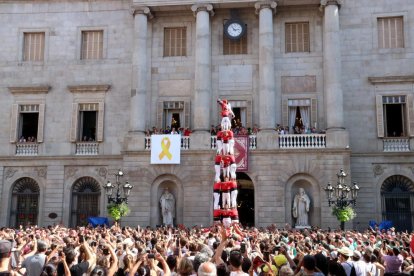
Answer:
[[75, 142, 99, 155], [15, 143, 39, 156], [144, 133, 329, 150], [383, 138, 410, 152]]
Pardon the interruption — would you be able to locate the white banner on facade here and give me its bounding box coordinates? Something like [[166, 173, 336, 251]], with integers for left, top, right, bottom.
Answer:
[[150, 134, 181, 164]]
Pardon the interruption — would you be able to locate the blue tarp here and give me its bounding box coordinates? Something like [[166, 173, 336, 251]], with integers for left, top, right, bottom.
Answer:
[[87, 217, 109, 227], [369, 220, 393, 230]]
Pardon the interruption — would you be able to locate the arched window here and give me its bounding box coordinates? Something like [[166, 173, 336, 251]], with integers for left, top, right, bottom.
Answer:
[[10, 178, 40, 228], [381, 175, 414, 231], [71, 177, 100, 227]]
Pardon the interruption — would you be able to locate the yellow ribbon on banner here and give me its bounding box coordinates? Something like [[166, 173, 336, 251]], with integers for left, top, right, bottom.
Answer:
[[159, 137, 173, 160]]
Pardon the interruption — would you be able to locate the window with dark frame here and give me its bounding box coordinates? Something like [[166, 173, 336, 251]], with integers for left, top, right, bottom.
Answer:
[[383, 95, 406, 137], [10, 178, 40, 228], [78, 103, 98, 142], [71, 177, 100, 227], [18, 105, 39, 142]]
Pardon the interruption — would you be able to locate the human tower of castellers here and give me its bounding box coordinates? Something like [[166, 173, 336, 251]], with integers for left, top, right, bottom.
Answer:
[[213, 99, 239, 227]]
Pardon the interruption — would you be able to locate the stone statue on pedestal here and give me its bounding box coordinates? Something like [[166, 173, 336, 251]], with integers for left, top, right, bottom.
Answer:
[[160, 188, 175, 226], [292, 188, 311, 227]]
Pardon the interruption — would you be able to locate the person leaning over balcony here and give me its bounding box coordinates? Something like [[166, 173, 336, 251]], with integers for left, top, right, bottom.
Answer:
[[184, 128, 191, 136], [252, 124, 260, 134]]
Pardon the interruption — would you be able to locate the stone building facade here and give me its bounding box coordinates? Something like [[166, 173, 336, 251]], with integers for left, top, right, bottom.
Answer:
[[0, 0, 413, 230]]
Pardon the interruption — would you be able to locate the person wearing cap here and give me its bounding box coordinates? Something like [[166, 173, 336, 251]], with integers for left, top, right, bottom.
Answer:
[[0, 240, 13, 275], [351, 251, 367, 276], [337, 247, 355, 276], [21, 240, 48, 276]]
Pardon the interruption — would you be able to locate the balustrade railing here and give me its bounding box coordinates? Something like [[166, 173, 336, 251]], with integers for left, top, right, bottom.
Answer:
[[211, 135, 257, 150], [75, 142, 99, 155], [16, 143, 39, 156], [383, 138, 410, 152], [279, 134, 326, 149]]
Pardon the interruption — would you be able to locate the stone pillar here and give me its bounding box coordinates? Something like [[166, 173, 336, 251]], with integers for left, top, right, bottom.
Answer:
[[190, 3, 214, 150], [126, 6, 152, 151], [321, 0, 349, 148], [255, 1, 279, 149]]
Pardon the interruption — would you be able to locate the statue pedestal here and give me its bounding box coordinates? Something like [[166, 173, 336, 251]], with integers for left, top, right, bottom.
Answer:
[[294, 225, 311, 229]]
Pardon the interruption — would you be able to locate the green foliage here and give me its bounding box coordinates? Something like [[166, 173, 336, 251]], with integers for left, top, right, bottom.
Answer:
[[332, 206, 356, 222], [107, 203, 130, 222]]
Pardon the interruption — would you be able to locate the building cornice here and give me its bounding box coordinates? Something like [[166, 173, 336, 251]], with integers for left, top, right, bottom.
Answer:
[[368, 75, 414, 84], [67, 85, 111, 93], [8, 86, 50, 94]]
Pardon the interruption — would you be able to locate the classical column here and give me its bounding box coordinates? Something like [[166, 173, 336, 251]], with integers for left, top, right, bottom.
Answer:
[[321, 0, 343, 130], [191, 3, 214, 132], [130, 6, 152, 133], [321, 0, 348, 148], [255, 1, 277, 131], [189, 3, 214, 150], [255, 1, 278, 150], [126, 6, 152, 151]]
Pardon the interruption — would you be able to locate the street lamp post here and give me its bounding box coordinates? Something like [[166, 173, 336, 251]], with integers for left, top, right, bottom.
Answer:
[[104, 169, 133, 204], [324, 168, 359, 230]]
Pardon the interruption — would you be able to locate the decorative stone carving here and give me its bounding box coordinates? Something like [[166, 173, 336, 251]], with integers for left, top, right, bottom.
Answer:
[[255, 1, 277, 15], [5, 168, 17, 179], [373, 164, 384, 177], [35, 167, 47, 178], [130, 5, 153, 19], [97, 167, 108, 178], [66, 168, 78, 178], [191, 3, 214, 17]]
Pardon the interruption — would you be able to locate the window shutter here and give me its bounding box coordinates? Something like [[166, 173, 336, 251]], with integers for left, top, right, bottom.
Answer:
[[282, 98, 288, 127], [311, 98, 317, 129], [407, 94, 414, 137], [97, 102, 104, 142], [157, 101, 164, 128], [37, 103, 45, 143], [10, 104, 19, 143], [70, 103, 79, 142], [376, 95, 384, 137], [184, 101, 190, 128]]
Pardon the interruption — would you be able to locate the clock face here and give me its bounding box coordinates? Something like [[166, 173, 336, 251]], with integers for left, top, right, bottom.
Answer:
[[227, 22, 243, 37], [224, 19, 246, 40]]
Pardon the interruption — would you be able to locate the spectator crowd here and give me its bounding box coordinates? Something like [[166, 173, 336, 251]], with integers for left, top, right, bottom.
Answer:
[[0, 223, 413, 276]]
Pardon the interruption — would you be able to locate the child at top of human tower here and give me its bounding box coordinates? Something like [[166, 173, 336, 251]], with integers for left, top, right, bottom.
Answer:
[[217, 98, 235, 131]]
